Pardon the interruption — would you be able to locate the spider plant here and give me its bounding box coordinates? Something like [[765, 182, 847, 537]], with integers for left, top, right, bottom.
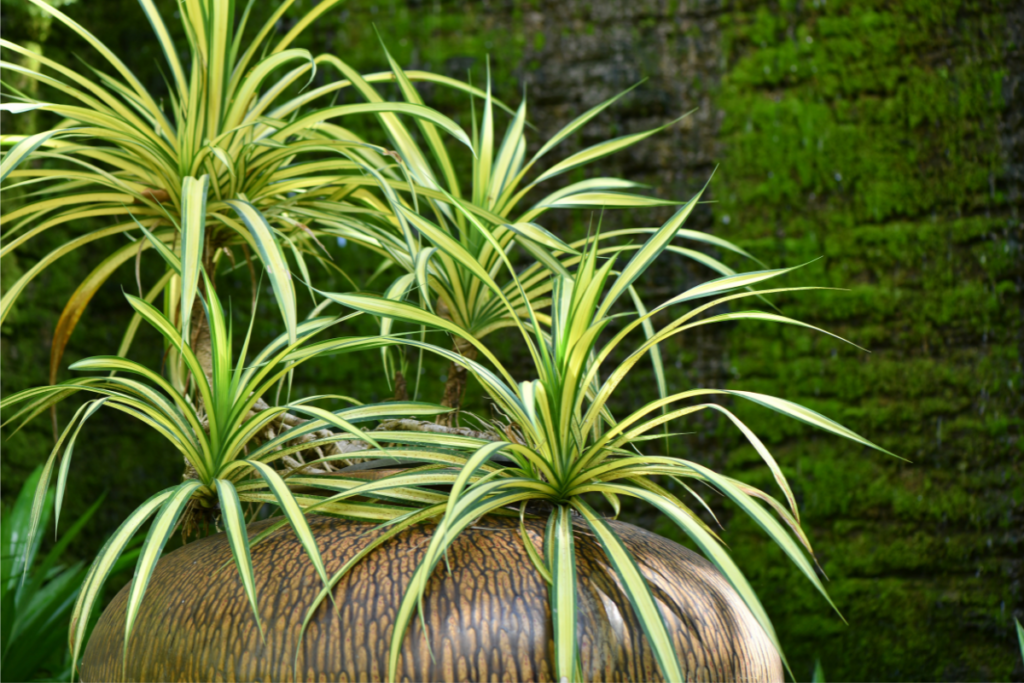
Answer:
[[309, 189, 896, 682], [0, 250, 463, 672], [0, 0, 482, 393], [308, 50, 762, 410]]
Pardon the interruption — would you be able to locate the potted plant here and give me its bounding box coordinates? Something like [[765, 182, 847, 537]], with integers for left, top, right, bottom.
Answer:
[[4, 223, 892, 681], [0, 0, 895, 681]]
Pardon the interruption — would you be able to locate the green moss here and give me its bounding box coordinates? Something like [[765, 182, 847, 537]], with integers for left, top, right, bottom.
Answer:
[[712, 0, 1020, 679]]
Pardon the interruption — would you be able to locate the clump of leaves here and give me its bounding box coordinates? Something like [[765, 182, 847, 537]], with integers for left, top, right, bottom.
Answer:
[[0, 258, 464, 672], [321, 189, 897, 681], [1, 3, 897, 680], [0, 0, 477, 391], [321, 54, 762, 411], [1, 180, 897, 682]]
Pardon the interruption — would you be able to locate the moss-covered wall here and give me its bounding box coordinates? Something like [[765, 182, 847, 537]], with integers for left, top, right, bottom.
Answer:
[[709, 0, 1022, 679], [1, 0, 1020, 679]]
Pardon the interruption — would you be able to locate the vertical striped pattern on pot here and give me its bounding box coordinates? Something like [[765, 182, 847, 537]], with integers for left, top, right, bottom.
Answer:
[[82, 515, 781, 682]]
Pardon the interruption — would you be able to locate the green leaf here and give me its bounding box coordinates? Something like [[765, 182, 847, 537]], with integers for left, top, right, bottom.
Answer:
[[123, 480, 202, 668], [1015, 618, 1024, 665], [531, 82, 643, 163], [215, 479, 263, 640], [656, 264, 806, 311], [135, 0, 186, 96], [598, 179, 708, 319], [322, 290, 515, 390], [627, 285, 668, 448], [0, 129, 63, 181], [136, 225, 182, 273], [573, 499, 685, 683], [594, 483, 787, 672], [532, 117, 683, 187], [549, 505, 578, 682], [295, 504, 447, 667], [23, 400, 103, 584], [725, 390, 899, 458], [178, 175, 210, 344], [683, 460, 837, 616], [503, 221, 579, 255], [70, 488, 175, 676], [226, 199, 298, 344], [273, 101, 472, 152], [377, 40, 460, 197], [385, 478, 531, 682], [245, 461, 329, 588], [518, 504, 552, 584], [54, 397, 109, 533]]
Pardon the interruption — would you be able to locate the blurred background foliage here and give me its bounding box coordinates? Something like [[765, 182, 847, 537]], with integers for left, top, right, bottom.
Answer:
[[0, 0, 1020, 680]]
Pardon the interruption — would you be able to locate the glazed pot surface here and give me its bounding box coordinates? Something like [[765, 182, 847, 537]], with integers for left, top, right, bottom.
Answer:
[[82, 514, 781, 682]]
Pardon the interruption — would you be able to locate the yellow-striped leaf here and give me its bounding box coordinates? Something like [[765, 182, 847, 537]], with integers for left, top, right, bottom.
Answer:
[[0, 129, 63, 181], [49, 234, 173, 390], [245, 461, 329, 588], [123, 480, 202, 666], [22, 400, 101, 582], [598, 181, 707, 318], [573, 498, 686, 683], [178, 174, 210, 346], [225, 199, 297, 344], [725, 390, 898, 458], [70, 488, 175, 676], [53, 398, 109, 532], [593, 482, 785, 670], [322, 291, 511, 388], [549, 505, 578, 682], [519, 505, 552, 584], [681, 461, 838, 616], [532, 118, 680, 187], [272, 102, 472, 152], [215, 479, 263, 639]]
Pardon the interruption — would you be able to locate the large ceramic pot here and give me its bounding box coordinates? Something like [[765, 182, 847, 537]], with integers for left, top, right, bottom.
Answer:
[[82, 514, 781, 682]]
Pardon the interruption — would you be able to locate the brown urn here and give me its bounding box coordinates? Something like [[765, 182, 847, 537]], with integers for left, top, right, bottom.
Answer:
[[82, 514, 781, 682]]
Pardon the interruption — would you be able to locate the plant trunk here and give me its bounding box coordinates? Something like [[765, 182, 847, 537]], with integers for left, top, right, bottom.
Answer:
[[438, 337, 477, 426], [392, 370, 408, 401]]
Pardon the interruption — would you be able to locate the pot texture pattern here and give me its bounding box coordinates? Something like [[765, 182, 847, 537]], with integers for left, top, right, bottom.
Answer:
[[82, 514, 781, 682]]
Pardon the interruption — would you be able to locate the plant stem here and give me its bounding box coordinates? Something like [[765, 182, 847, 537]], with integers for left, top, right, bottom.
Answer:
[[438, 338, 478, 426]]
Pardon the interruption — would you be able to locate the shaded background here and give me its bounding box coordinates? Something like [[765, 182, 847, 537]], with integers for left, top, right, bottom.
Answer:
[[1, 0, 1021, 679]]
